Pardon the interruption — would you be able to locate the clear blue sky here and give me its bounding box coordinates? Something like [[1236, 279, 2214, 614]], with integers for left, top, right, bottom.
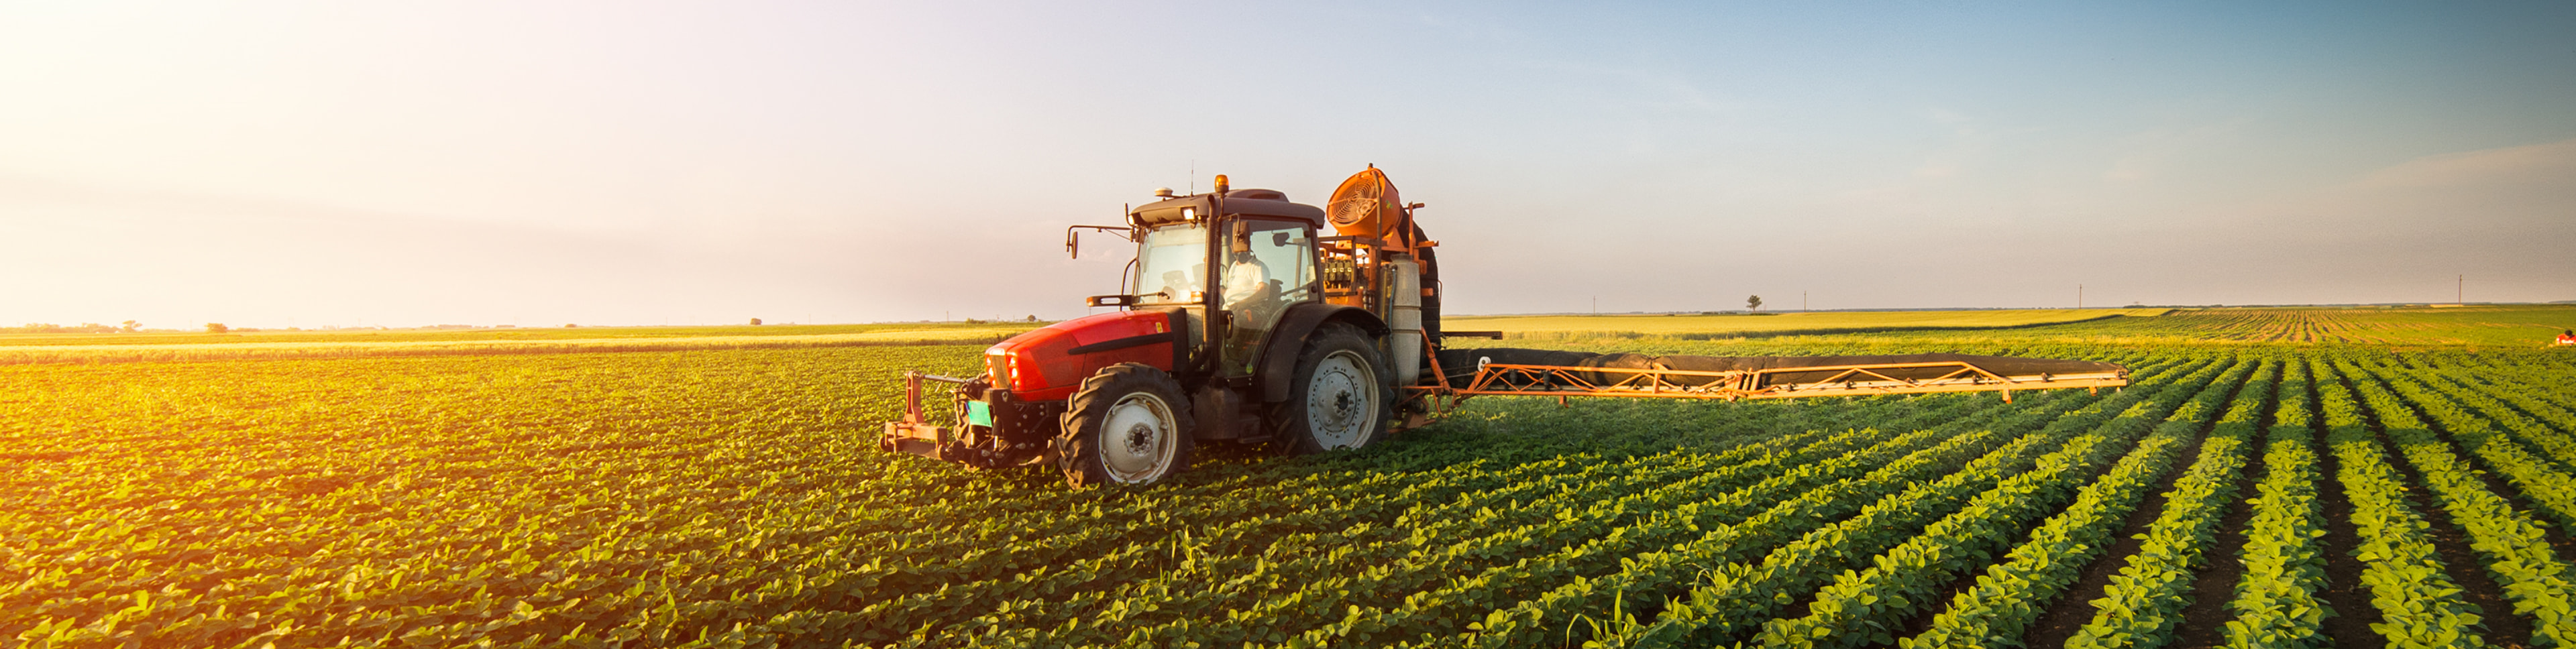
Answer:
[[5, 1, 2571, 327]]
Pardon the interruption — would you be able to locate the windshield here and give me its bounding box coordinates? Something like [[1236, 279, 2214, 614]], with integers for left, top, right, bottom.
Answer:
[[1132, 223, 1208, 305]]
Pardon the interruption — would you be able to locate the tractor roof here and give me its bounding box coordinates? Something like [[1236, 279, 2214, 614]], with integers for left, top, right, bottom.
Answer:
[[1129, 190, 1325, 228]]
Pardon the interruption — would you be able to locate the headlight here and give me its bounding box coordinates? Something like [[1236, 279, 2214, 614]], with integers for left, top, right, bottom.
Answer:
[[1008, 353, 1042, 392]]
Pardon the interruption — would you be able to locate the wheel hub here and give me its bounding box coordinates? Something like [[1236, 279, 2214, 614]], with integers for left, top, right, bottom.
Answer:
[[1099, 393, 1177, 482], [1124, 423, 1153, 453], [1305, 351, 1376, 449]]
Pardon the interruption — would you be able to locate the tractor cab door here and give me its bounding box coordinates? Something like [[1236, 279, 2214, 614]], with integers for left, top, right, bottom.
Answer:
[[1218, 218, 1317, 375]]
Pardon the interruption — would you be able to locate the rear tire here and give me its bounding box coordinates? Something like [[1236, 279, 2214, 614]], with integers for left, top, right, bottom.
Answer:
[[1270, 324, 1395, 455], [1057, 363, 1195, 487]]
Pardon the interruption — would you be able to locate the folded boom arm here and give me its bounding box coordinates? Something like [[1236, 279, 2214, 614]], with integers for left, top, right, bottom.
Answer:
[[1403, 342, 2127, 416]]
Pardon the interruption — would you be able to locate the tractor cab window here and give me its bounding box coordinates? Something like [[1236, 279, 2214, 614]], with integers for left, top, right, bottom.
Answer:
[[1220, 219, 1316, 373], [1132, 224, 1208, 305]]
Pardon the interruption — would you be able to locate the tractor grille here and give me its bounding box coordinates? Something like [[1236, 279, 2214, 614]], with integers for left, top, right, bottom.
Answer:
[[985, 353, 1010, 388]]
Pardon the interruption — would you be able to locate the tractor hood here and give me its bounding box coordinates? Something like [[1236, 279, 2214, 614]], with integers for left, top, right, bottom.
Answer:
[[984, 310, 1179, 401]]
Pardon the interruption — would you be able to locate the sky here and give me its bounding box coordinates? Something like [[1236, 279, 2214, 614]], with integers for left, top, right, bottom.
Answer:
[[4, 1, 2572, 329]]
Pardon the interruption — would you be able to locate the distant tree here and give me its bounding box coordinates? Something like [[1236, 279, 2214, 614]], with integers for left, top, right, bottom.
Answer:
[[564, 324, 580, 328], [205, 322, 229, 334], [749, 317, 763, 326], [1025, 314, 1038, 322], [1746, 295, 1764, 312], [121, 320, 139, 333]]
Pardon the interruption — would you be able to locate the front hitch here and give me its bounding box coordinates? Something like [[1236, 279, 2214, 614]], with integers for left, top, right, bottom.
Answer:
[[879, 371, 1057, 469], [881, 371, 975, 460]]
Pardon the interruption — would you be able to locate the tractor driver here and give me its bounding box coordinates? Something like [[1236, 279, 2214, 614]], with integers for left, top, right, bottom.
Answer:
[[1221, 221, 1283, 311], [1222, 249, 1275, 308], [1220, 227, 1286, 369]]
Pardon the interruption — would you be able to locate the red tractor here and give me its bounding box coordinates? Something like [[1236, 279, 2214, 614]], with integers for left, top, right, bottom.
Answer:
[[885, 167, 1438, 486], [884, 167, 2128, 486]]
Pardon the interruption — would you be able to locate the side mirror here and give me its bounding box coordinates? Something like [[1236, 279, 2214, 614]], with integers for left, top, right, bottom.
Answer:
[[1066, 225, 1136, 260], [1271, 231, 1291, 247]]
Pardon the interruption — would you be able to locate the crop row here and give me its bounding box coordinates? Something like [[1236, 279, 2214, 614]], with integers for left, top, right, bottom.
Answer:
[[2061, 359, 2278, 648], [1464, 377, 2100, 649], [2315, 365, 2487, 648], [1589, 357, 2222, 648], [1612, 356, 2234, 648], [2222, 359, 2334, 648], [1742, 357, 2247, 648], [2339, 360, 2576, 646]]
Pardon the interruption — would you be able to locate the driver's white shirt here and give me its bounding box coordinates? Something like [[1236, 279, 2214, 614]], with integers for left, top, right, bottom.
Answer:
[[1223, 259, 1269, 304]]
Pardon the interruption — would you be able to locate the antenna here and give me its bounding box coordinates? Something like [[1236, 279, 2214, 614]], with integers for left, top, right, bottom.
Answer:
[[1189, 160, 1195, 195]]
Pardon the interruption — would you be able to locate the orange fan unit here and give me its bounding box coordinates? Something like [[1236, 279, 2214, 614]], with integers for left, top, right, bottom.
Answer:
[[1326, 166, 1408, 246]]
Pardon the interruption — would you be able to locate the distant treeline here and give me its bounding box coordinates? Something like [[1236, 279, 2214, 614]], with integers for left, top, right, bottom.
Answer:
[[12, 322, 139, 334]]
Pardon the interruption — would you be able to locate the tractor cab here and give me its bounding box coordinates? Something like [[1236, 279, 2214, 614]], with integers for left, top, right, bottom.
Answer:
[[1118, 181, 1328, 379]]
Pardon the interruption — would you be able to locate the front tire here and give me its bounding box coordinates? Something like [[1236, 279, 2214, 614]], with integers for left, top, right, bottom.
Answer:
[[1271, 324, 1395, 455], [1057, 363, 1195, 487]]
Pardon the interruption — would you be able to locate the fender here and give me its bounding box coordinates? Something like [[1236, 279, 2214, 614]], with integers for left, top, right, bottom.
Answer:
[[1257, 303, 1391, 403]]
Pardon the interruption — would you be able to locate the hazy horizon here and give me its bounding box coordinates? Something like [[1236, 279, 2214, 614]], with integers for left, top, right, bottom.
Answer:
[[7, 1, 2573, 329]]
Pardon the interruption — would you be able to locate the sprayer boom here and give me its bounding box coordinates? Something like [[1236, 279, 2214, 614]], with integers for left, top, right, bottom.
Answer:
[[1409, 349, 2123, 414]]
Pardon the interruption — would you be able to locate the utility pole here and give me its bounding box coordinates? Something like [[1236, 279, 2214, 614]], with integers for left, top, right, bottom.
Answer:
[[1591, 296, 1597, 314], [2078, 284, 2084, 310], [1803, 291, 1809, 312], [2458, 274, 2465, 305]]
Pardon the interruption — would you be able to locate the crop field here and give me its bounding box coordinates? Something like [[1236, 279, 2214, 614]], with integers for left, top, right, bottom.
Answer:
[[9, 306, 2576, 648]]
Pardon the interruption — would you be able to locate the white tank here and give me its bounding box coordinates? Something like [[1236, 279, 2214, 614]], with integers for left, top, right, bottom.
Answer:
[[1388, 259, 1423, 383]]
